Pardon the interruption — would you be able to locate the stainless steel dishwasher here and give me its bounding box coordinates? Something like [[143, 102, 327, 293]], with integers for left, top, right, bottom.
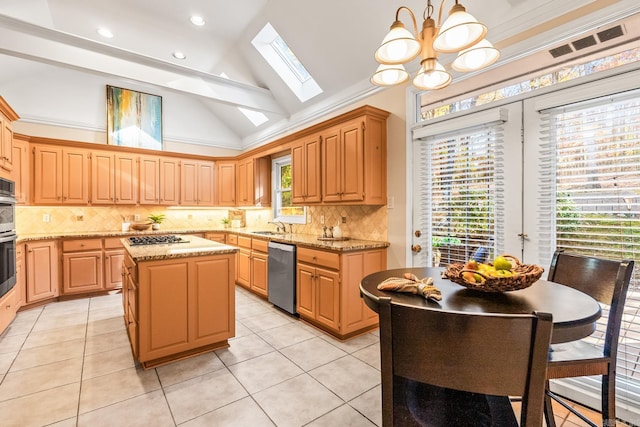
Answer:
[[267, 241, 297, 315]]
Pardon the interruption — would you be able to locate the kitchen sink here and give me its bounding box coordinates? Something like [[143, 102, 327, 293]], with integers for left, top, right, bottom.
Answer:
[[251, 231, 283, 236]]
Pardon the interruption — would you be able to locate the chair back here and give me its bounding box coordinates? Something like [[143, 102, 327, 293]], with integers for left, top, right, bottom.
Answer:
[[378, 297, 553, 426], [548, 250, 634, 357]]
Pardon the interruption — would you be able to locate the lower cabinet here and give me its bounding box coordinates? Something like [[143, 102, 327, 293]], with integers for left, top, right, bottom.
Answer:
[[15, 243, 26, 309], [61, 237, 124, 295], [204, 232, 226, 244], [0, 288, 17, 334], [104, 238, 125, 290], [25, 240, 59, 304], [234, 235, 268, 298], [296, 246, 386, 339], [124, 253, 235, 368]]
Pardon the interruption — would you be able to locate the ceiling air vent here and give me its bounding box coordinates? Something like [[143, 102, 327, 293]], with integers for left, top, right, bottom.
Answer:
[[549, 44, 573, 58], [597, 25, 625, 43], [572, 35, 597, 51]]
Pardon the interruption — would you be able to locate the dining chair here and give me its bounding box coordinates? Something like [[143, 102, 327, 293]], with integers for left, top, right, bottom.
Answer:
[[378, 296, 553, 426], [544, 250, 635, 427]]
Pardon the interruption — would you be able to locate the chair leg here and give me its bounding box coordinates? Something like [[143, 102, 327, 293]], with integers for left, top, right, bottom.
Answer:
[[602, 373, 616, 427], [544, 382, 558, 427]]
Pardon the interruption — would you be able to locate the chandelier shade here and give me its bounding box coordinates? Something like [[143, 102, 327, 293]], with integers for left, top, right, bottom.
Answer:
[[371, 1, 499, 92]]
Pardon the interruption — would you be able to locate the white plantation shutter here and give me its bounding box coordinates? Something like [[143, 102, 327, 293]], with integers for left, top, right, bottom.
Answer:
[[540, 91, 640, 414]]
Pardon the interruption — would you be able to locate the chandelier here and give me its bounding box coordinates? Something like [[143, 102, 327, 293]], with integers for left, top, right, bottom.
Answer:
[[371, 0, 499, 91]]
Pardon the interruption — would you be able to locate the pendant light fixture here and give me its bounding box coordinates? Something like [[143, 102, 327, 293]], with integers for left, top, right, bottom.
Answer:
[[371, 0, 499, 91]]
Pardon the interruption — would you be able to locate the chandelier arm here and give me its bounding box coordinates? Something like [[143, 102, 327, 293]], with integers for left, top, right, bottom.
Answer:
[[437, 0, 448, 27], [395, 6, 419, 39]]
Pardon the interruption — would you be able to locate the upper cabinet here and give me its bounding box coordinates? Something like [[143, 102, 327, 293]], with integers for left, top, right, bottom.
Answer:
[[11, 135, 29, 204], [235, 157, 254, 207], [180, 159, 215, 206], [159, 157, 180, 205], [292, 106, 388, 206], [91, 151, 138, 205], [138, 155, 160, 205], [0, 97, 19, 176], [216, 161, 236, 206], [253, 157, 271, 207], [32, 145, 90, 205]]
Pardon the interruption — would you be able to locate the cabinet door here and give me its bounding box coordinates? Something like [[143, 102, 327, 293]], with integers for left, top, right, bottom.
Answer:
[[204, 233, 226, 244], [62, 250, 103, 294], [15, 243, 25, 308], [315, 266, 340, 330], [237, 248, 251, 288], [236, 159, 254, 206], [1, 117, 13, 172], [339, 120, 364, 202], [160, 157, 180, 205], [250, 252, 268, 297], [105, 249, 125, 290], [32, 145, 63, 204], [305, 136, 322, 203], [91, 151, 115, 204], [253, 157, 271, 207], [115, 154, 138, 204], [180, 160, 198, 206], [11, 138, 28, 204], [216, 161, 236, 206], [26, 241, 59, 303], [62, 149, 90, 204], [321, 127, 342, 202], [296, 264, 315, 319], [291, 142, 306, 204], [139, 156, 160, 205], [197, 161, 215, 206]]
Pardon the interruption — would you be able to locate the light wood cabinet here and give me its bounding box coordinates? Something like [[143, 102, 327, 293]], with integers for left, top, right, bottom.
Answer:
[[0, 288, 16, 334], [25, 240, 59, 304], [159, 157, 180, 205], [292, 133, 322, 204], [253, 157, 271, 207], [235, 158, 254, 206], [204, 233, 226, 244], [0, 96, 18, 176], [250, 238, 268, 297], [15, 243, 26, 308], [91, 151, 138, 204], [322, 119, 364, 203], [180, 159, 215, 206], [138, 155, 160, 205], [236, 236, 252, 288], [115, 153, 138, 204], [296, 246, 386, 339], [123, 253, 138, 359], [216, 161, 236, 206], [32, 145, 90, 205], [11, 136, 29, 204], [62, 239, 103, 294], [126, 252, 235, 368]]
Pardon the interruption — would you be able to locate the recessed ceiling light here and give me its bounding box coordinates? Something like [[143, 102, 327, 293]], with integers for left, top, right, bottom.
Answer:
[[172, 51, 186, 60], [97, 27, 114, 38], [190, 15, 205, 26]]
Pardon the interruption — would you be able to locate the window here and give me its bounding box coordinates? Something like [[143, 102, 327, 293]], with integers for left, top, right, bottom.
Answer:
[[252, 23, 322, 102], [540, 91, 640, 414], [272, 155, 306, 224]]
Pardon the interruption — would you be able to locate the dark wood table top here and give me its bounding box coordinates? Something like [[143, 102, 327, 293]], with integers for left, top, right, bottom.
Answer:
[[360, 267, 602, 344]]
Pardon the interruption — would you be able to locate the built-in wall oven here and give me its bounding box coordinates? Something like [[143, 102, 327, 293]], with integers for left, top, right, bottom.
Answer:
[[0, 177, 16, 299]]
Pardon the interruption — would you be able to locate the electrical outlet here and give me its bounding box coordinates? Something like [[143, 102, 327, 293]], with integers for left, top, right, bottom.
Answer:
[[42, 213, 50, 223], [134, 214, 141, 222], [76, 215, 84, 221], [341, 216, 347, 224], [320, 215, 325, 224]]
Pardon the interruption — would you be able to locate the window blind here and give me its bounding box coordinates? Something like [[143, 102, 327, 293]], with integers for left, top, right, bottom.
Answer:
[[416, 120, 505, 267], [540, 92, 640, 413]]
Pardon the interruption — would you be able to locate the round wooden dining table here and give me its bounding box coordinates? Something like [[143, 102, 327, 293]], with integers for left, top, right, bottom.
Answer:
[[360, 267, 602, 344]]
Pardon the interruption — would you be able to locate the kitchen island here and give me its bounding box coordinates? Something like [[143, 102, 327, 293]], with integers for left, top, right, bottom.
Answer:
[[122, 234, 238, 369]]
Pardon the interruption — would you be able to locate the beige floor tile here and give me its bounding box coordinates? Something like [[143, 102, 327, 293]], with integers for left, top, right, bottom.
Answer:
[[253, 374, 343, 427], [32, 311, 88, 332], [181, 396, 275, 427], [352, 342, 381, 370], [86, 316, 125, 337], [79, 366, 161, 414], [0, 332, 28, 354], [46, 417, 78, 427], [82, 345, 136, 380], [0, 351, 17, 374], [309, 355, 381, 401], [2, 315, 38, 337], [10, 338, 84, 372], [0, 357, 82, 401], [348, 385, 382, 426], [240, 311, 295, 333], [236, 300, 274, 319], [22, 324, 86, 349], [232, 320, 253, 338], [215, 334, 275, 366], [87, 306, 124, 323], [0, 382, 80, 427], [78, 389, 174, 427], [229, 351, 304, 394], [320, 332, 379, 354], [259, 322, 317, 349], [279, 336, 348, 371], [156, 351, 225, 387], [164, 368, 248, 424], [89, 293, 124, 311], [307, 403, 377, 426], [41, 298, 89, 315], [84, 329, 130, 356]]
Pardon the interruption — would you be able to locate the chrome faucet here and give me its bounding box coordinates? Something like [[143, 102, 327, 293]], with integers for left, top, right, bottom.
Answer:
[[268, 220, 287, 233]]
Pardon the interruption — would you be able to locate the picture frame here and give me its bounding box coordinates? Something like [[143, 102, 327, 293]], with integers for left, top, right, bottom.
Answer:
[[106, 85, 163, 150]]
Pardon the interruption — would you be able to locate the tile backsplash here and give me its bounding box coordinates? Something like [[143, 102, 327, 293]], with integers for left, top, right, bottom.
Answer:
[[16, 205, 388, 241]]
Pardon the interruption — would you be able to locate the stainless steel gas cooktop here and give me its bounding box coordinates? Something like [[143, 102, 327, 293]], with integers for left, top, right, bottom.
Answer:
[[127, 235, 189, 246]]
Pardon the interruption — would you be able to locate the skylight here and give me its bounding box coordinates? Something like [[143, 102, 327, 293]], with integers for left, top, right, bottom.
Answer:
[[252, 23, 322, 102], [219, 73, 269, 127]]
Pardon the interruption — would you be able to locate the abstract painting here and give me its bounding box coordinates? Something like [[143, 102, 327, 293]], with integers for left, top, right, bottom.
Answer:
[[106, 85, 162, 150]]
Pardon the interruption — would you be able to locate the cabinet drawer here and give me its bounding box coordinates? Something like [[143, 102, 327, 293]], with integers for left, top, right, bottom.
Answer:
[[251, 238, 269, 253], [227, 234, 238, 245], [238, 235, 252, 249], [104, 237, 124, 249], [63, 239, 102, 252], [297, 247, 339, 270]]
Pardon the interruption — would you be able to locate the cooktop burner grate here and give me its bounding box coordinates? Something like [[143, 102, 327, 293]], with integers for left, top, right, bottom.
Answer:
[[128, 235, 189, 246]]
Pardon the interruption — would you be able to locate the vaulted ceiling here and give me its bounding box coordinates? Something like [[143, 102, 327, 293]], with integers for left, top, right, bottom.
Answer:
[[0, 0, 639, 152]]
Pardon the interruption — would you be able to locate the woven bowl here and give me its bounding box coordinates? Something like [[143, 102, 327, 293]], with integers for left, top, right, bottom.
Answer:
[[130, 222, 152, 231], [442, 255, 544, 292]]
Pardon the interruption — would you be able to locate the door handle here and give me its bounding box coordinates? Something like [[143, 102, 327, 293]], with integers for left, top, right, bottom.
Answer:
[[411, 244, 422, 253]]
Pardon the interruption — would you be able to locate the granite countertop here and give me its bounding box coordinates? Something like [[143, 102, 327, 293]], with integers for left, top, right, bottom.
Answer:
[[123, 235, 238, 262], [17, 228, 390, 252]]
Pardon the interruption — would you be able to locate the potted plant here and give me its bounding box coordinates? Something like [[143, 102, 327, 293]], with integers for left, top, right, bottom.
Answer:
[[221, 217, 230, 229], [432, 236, 462, 266], [148, 213, 165, 231]]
